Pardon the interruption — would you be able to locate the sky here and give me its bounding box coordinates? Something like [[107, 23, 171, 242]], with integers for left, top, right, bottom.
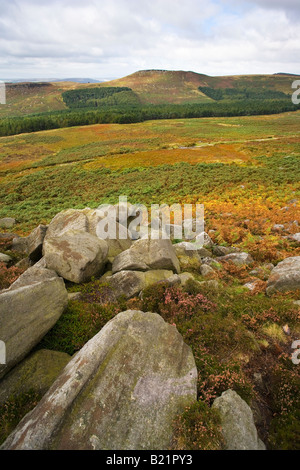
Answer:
[[0, 0, 299, 80]]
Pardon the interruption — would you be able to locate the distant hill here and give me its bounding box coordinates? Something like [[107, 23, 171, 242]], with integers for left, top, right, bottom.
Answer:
[[0, 69, 299, 117], [2, 78, 102, 84], [98, 69, 300, 104]]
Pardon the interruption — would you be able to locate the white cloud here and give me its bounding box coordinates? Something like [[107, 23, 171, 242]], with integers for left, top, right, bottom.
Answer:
[[0, 0, 299, 79]]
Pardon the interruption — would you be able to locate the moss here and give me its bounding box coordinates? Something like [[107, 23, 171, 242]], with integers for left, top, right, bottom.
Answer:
[[0, 389, 42, 446], [36, 299, 121, 355], [269, 412, 300, 450]]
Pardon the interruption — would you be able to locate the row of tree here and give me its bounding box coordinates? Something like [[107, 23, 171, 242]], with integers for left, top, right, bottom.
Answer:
[[0, 99, 299, 137], [199, 86, 290, 101]]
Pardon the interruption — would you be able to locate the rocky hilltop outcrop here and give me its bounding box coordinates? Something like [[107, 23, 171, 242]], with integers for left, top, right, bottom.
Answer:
[[2, 204, 298, 449]]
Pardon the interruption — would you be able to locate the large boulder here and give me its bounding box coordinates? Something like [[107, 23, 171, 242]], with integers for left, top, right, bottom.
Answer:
[[43, 230, 108, 283], [45, 209, 88, 240], [7, 265, 58, 290], [0, 272, 68, 379], [112, 239, 180, 274], [0, 349, 71, 406], [212, 390, 266, 450], [104, 269, 175, 300], [11, 225, 47, 261], [266, 256, 300, 295], [1, 310, 197, 450]]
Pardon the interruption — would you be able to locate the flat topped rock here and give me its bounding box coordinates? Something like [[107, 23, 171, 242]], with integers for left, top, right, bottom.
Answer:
[[112, 239, 180, 275], [1, 310, 197, 450]]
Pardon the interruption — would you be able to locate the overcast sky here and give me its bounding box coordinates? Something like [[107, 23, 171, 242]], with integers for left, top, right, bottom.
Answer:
[[0, 0, 299, 80]]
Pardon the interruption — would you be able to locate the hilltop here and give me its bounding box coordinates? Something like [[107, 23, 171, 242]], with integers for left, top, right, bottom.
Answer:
[[99, 70, 299, 104], [1, 70, 299, 118]]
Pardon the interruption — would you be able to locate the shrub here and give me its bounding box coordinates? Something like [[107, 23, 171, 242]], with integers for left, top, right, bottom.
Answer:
[[0, 262, 24, 290], [171, 400, 223, 450]]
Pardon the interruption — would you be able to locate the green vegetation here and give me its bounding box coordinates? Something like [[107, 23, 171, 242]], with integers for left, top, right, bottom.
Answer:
[[0, 99, 299, 137], [199, 86, 289, 101], [171, 400, 223, 450], [62, 86, 140, 108], [0, 390, 42, 445], [0, 108, 299, 449]]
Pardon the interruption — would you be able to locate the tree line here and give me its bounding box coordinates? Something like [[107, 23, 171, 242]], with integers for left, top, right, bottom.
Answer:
[[0, 99, 299, 137]]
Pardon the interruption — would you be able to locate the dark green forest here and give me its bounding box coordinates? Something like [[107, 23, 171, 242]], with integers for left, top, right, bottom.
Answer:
[[62, 87, 140, 108], [0, 94, 299, 137], [199, 86, 290, 101]]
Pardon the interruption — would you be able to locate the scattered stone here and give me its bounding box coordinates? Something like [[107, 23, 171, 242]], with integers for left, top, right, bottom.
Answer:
[[68, 292, 82, 301], [195, 232, 214, 248], [212, 246, 240, 257], [266, 256, 300, 295], [174, 242, 211, 259], [43, 230, 108, 283], [201, 257, 222, 270], [219, 252, 254, 266], [200, 264, 215, 277], [178, 272, 195, 286], [0, 349, 71, 406], [212, 390, 266, 450], [1, 310, 197, 450], [243, 281, 260, 291], [0, 253, 12, 265], [288, 233, 300, 243], [0, 218, 16, 229], [272, 224, 285, 233], [197, 280, 219, 289]]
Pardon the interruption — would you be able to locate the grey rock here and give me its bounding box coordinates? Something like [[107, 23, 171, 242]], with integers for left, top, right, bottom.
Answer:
[[288, 233, 300, 243], [200, 264, 215, 277], [0, 218, 16, 229], [267, 256, 300, 295], [12, 236, 28, 254], [45, 209, 88, 240], [27, 225, 48, 262], [0, 253, 12, 265], [197, 280, 220, 289], [43, 230, 108, 283], [68, 292, 82, 301], [219, 252, 254, 266], [8, 266, 58, 291], [212, 390, 266, 450], [1, 310, 197, 450], [11, 225, 47, 262], [0, 276, 68, 380], [112, 239, 180, 275], [105, 270, 175, 300], [212, 246, 240, 257], [272, 224, 285, 232], [178, 272, 195, 286]]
